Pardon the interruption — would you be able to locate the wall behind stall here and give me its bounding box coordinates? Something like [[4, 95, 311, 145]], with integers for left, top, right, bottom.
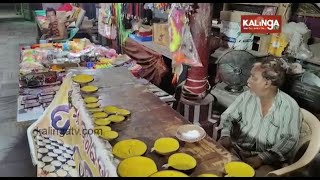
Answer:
[[153, 9, 168, 20], [41, 3, 61, 10], [80, 3, 97, 20]]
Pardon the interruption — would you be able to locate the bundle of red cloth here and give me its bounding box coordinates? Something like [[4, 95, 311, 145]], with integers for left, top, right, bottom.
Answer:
[[137, 25, 152, 37], [57, 3, 73, 12]]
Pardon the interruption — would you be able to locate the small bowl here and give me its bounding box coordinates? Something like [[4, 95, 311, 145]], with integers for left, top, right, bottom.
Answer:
[[175, 124, 206, 143]]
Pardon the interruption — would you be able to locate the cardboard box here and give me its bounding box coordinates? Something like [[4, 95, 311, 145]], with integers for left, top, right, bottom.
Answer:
[[221, 21, 254, 50], [251, 34, 272, 54], [153, 23, 169, 47], [220, 10, 259, 23]]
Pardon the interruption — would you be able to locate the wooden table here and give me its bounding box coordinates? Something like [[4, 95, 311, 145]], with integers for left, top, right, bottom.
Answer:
[[129, 37, 173, 60], [78, 26, 98, 35], [84, 68, 237, 177]]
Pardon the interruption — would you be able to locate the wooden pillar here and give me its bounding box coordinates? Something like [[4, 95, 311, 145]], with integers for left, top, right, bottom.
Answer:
[[177, 4, 217, 137], [182, 3, 213, 101]]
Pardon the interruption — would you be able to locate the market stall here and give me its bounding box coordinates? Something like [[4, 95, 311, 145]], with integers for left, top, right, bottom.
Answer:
[[101, 2, 320, 124], [34, 4, 98, 43], [17, 39, 141, 122], [22, 2, 320, 177], [27, 68, 243, 177]]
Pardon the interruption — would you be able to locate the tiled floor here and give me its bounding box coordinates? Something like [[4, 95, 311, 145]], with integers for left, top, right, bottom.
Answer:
[[0, 11, 37, 176]]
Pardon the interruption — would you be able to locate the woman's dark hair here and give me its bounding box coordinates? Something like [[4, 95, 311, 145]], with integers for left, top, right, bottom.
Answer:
[[46, 8, 56, 15]]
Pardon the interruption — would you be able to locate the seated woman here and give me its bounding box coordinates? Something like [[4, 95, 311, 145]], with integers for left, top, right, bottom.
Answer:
[[41, 8, 68, 42]]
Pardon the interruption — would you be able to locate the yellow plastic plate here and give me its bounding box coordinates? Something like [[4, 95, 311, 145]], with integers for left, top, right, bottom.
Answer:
[[224, 161, 255, 177], [166, 153, 197, 171], [112, 139, 147, 159], [149, 170, 188, 177], [94, 126, 111, 136], [108, 115, 125, 123], [197, 173, 219, 177], [88, 108, 104, 113], [104, 105, 119, 114], [117, 109, 131, 116], [94, 118, 111, 126], [85, 103, 100, 109], [152, 137, 179, 155], [72, 74, 94, 84], [99, 131, 118, 141], [92, 112, 108, 119], [117, 156, 158, 177], [84, 96, 99, 103], [81, 85, 98, 93]]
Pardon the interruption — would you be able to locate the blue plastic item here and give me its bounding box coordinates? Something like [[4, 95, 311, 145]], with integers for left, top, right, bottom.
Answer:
[[129, 34, 152, 42], [39, 40, 47, 44], [62, 42, 70, 51], [86, 62, 94, 69]]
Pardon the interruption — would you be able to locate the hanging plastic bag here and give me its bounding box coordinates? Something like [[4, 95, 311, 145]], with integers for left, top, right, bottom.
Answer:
[[173, 25, 202, 67], [105, 24, 117, 40], [168, 4, 185, 52], [168, 4, 202, 67]]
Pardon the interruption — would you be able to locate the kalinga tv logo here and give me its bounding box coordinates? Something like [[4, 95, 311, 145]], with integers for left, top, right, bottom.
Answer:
[[241, 15, 282, 34]]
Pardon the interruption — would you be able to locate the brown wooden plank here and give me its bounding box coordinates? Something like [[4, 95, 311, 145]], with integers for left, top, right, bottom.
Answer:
[[80, 68, 238, 177], [296, 12, 320, 18], [276, 3, 292, 24], [233, 3, 280, 7]]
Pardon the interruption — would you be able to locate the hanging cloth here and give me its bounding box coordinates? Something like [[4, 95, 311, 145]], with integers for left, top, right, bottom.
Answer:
[[122, 3, 132, 29], [116, 3, 132, 45], [135, 3, 139, 18], [128, 3, 133, 16]]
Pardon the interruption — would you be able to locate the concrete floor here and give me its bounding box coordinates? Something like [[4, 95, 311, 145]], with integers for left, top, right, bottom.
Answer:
[[0, 10, 37, 176], [0, 5, 319, 177]]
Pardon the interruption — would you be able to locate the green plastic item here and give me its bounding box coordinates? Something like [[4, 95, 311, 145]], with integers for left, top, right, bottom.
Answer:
[[115, 3, 132, 45], [34, 10, 46, 16]]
